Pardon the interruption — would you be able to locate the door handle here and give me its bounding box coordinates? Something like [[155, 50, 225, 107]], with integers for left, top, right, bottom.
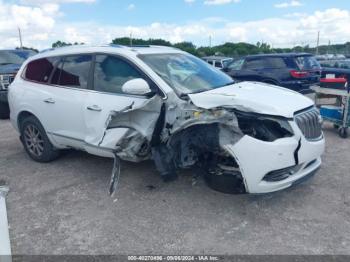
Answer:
[[86, 105, 102, 112], [43, 98, 55, 104]]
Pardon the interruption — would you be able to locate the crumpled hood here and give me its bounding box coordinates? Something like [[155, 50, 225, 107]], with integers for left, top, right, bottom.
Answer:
[[0, 64, 21, 74], [188, 81, 314, 118]]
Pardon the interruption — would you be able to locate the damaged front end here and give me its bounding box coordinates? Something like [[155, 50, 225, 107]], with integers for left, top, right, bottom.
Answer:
[[101, 93, 250, 195], [150, 102, 247, 193], [98, 87, 323, 196]]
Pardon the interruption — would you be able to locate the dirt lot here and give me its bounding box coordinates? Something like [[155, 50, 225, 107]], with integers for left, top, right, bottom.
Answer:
[[0, 119, 349, 255]]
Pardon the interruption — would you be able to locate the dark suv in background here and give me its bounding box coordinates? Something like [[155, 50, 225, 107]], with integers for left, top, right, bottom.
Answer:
[[0, 49, 36, 119], [224, 53, 321, 94], [319, 59, 350, 80]]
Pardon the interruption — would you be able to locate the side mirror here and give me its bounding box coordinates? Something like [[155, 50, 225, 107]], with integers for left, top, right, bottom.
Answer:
[[122, 78, 152, 96]]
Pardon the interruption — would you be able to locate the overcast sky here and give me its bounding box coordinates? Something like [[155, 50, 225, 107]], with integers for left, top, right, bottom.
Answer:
[[0, 0, 349, 50]]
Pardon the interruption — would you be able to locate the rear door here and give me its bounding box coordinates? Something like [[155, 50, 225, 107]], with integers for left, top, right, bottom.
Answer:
[[229, 57, 264, 81], [20, 57, 59, 132], [42, 54, 92, 148], [83, 54, 162, 157]]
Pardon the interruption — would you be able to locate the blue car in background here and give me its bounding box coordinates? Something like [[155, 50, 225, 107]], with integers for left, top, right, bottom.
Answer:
[[0, 49, 36, 119], [224, 53, 321, 94]]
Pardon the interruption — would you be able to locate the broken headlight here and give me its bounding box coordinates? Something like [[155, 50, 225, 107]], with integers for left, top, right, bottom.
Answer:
[[235, 111, 294, 142]]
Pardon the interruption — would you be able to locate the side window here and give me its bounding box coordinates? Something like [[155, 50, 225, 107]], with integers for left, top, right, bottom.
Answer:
[[51, 55, 92, 89], [93, 55, 143, 94], [264, 57, 286, 69], [244, 58, 265, 70], [24, 57, 57, 83]]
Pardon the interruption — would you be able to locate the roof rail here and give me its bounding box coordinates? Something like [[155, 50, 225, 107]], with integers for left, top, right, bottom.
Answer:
[[107, 44, 124, 48], [39, 48, 55, 53], [39, 44, 89, 53]]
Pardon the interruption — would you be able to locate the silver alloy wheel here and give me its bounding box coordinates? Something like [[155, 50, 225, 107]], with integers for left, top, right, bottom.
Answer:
[[23, 124, 44, 157]]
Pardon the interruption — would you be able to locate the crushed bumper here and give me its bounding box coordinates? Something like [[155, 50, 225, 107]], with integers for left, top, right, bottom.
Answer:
[[225, 123, 325, 193]]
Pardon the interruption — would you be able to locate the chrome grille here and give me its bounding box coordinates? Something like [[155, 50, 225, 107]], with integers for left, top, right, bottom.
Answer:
[[295, 108, 322, 140]]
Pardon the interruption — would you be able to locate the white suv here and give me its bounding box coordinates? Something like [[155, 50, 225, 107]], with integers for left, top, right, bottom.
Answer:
[[8, 45, 325, 194]]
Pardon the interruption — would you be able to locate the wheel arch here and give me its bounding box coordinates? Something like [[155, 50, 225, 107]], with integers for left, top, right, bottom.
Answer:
[[17, 110, 41, 131]]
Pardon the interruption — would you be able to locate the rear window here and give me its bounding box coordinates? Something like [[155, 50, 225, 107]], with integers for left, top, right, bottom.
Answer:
[[51, 55, 92, 89], [25, 57, 58, 83], [295, 56, 320, 70]]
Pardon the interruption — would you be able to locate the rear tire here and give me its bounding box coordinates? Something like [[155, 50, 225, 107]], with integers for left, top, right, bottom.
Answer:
[[20, 116, 60, 162], [0, 102, 9, 119]]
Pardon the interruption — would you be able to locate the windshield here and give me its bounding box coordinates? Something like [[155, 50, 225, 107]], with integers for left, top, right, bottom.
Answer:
[[222, 58, 234, 68], [295, 56, 320, 70], [227, 58, 245, 70], [139, 53, 234, 94], [0, 50, 35, 65]]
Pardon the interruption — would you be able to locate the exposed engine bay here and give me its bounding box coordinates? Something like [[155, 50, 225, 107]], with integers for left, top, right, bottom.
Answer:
[[104, 95, 297, 196]]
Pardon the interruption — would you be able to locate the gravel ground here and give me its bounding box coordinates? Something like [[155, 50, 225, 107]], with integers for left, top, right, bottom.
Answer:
[[0, 119, 349, 255]]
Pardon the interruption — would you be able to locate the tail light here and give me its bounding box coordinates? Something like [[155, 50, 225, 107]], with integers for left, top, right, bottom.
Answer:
[[290, 70, 309, 78]]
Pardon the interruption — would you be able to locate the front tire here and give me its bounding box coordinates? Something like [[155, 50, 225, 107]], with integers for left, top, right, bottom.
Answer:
[[0, 102, 9, 119], [20, 116, 60, 162]]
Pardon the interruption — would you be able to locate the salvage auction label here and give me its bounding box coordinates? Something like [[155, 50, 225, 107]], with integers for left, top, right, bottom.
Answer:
[[128, 256, 219, 261]]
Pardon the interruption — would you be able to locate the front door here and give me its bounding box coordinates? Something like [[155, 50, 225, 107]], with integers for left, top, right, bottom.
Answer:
[[83, 54, 162, 157]]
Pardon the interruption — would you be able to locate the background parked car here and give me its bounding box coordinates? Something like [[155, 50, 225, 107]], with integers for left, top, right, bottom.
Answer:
[[202, 56, 233, 70], [0, 49, 36, 119], [319, 60, 350, 80], [224, 53, 322, 94]]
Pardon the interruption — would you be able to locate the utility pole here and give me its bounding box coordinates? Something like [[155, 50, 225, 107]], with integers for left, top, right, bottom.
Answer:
[[209, 35, 212, 48], [316, 31, 320, 55], [18, 27, 23, 49], [129, 32, 133, 46], [327, 40, 331, 55]]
